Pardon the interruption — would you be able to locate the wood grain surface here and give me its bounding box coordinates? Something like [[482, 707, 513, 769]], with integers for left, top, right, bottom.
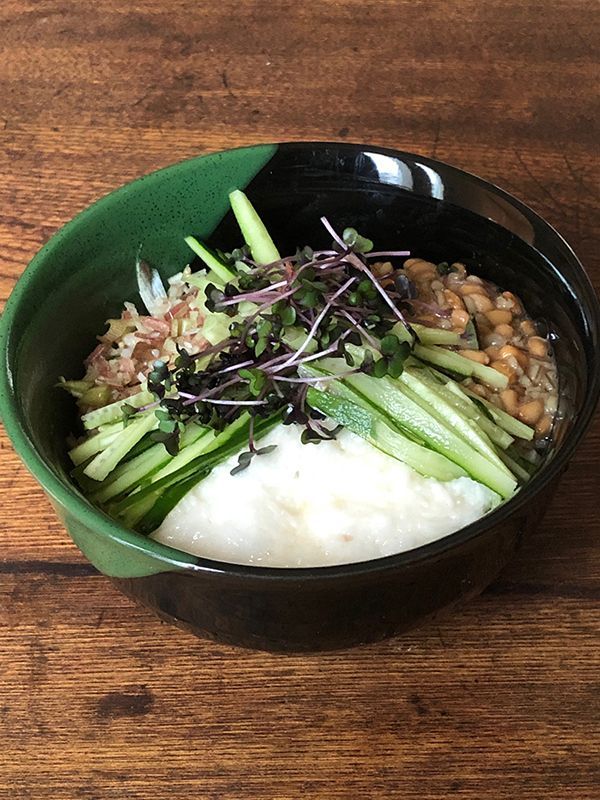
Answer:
[[1, 2, 599, 798]]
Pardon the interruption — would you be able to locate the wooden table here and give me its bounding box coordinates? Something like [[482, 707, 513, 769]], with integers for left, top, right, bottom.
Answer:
[[1, 2, 598, 797]]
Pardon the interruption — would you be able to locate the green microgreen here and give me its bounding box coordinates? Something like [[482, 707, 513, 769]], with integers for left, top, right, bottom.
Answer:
[[343, 227, 374, 254], [230, 443, 278, 475], [238, 367, 268, 397], [121, 403, 138, 427], [150, 412, 185, 456], [135, 219, 413, 463]]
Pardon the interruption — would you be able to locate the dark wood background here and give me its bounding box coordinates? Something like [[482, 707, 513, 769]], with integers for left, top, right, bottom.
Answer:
[[1, 2, 598, 798]]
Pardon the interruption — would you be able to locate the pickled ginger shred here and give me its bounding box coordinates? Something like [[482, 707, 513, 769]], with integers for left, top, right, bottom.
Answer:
[[81, 269, 209, 407]]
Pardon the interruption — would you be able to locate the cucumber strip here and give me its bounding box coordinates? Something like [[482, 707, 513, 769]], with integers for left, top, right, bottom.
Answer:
[[91, 423, 211, 503], [325, 356, 512, 476], [411, 323, 462, 347], [83, 412, 159, 482], [70, 456, 104, 493], [138, 470, 211, 535], [347, 343, 513, 449], [149, 412, 251, 485], [348, 374, 516, 498], [391, 321, 415, 345], [184, 236, 237, 284], [97, 420, 124, 434], [496, 449, 531, 483], [305, 387, 467, 482], [396, 367, 513, 474], [229, 189, 281, 265], [119, 493, 158, 531], [110, 413, 281, 520], [121, 431, 160, 463], [506, 445, 539, 474], [81, 389, 154, 431], [462, 388, 535, 441], [441, 382, 513, 449], [69, 424, 125, 466], [303, 362, 517, 499], [414, 343, 509, 390], [508, 444, 541, 469], [415, 363, 533, 443], [408, 367, 514, 450], [110, 418, 249, 516]]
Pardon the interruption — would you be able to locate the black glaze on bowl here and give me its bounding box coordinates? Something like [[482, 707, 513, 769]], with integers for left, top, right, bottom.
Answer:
[[112, 143, 598, 651], [114, 487, 551, 652]]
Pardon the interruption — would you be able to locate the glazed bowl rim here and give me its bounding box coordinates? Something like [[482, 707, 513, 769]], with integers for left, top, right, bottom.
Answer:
[[1, 140, 599, 581]]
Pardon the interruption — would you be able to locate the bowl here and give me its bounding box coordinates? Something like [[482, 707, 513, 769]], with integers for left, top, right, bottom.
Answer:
[[1, 142, 598, 652]]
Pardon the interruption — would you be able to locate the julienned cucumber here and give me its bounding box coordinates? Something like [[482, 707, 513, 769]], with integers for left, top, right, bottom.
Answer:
[[396, 366, 513, 470], [69, 423, 124, 466], [91, 422, 211, 503], [305, 387, 467, 482], [301, 361, 516, 499], [184, 236, 237, 285], [344, 343, 511, 452], [136, 471, 211, 535], [462, 387, 535, 441], [413, 343, 509, 390], [83, 411, 159, 482], [107, 416, 250, 521], [111, 412, 282, 529], [414, 363, 534, 443], [346, 373, 515, 497], [81, 388, 154, 431], [418, 372, 514, 450], [150, 413, 250, 485], [496, 449, 531, 483], [411, 323, 463, 347], [229, 190, 281, 265]]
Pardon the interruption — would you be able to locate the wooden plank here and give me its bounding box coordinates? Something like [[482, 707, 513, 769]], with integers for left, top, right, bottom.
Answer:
[[0, 574, 598, 800]]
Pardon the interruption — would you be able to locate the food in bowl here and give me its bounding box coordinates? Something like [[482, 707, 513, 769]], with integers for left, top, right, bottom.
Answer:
[[2, 141, 597, 651], [60, 189, 557, 567]]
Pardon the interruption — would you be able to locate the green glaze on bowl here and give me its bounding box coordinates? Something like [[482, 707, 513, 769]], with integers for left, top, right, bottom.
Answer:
[[0, 143, 278, 578]]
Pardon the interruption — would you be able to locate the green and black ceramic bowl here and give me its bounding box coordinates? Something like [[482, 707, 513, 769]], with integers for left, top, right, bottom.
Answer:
[[1, 143, 598, 651]]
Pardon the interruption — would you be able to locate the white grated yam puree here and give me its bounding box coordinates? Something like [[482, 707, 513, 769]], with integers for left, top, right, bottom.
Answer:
[[151, 425, 498, 568]]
